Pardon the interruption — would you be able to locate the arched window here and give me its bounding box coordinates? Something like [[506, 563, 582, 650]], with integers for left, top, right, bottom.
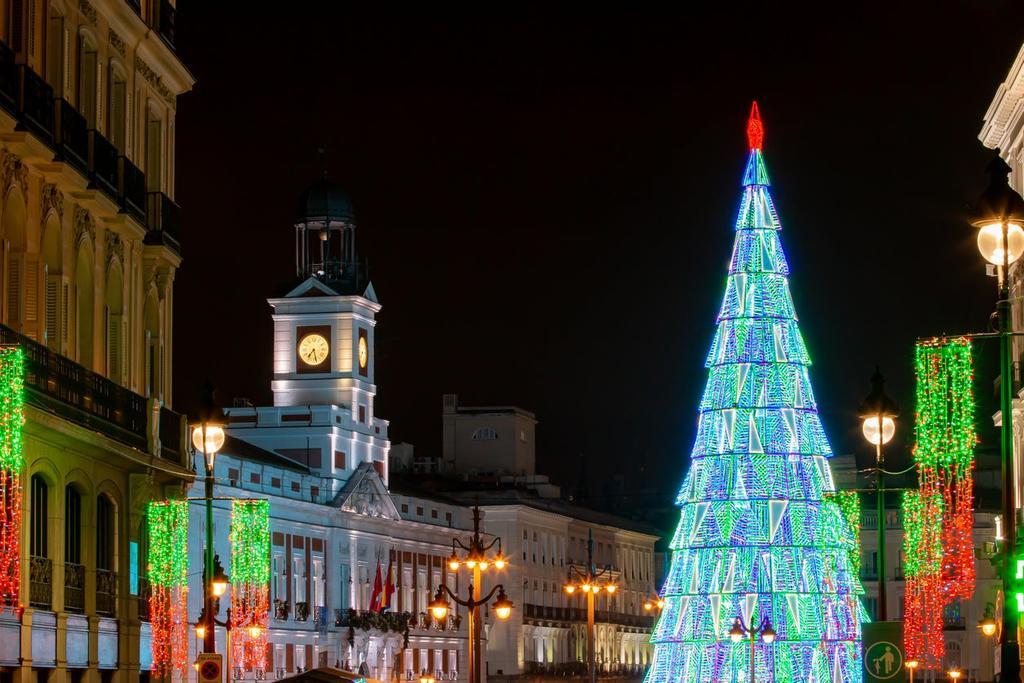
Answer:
[[63, 485, 83, 612], [96, 493, 116, 615], [104, 262, 124, 384], [29, 474, 50, 608], [76, 30, 97, 127], [30, 474, 47, 558], [75, 241, 94, 368], [45, 3, 64, 97], [144, 290, 160, 398], [42, 211, 63, 352], [107, 62, 126, 150], [472, 427, 498, 441]]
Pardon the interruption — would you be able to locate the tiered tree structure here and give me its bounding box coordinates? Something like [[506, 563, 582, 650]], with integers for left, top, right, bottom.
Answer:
[[645, 103, 865, 683]]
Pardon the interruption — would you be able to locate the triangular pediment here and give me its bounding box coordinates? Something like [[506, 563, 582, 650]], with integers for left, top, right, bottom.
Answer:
[[333, 462, 400, 520], [285, 277, 342, 298], [362, 281, 379, 304]]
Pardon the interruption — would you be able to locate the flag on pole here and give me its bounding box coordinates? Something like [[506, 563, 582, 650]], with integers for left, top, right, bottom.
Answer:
[[369, 560, 383, 612], [381, 554, 396, 612]]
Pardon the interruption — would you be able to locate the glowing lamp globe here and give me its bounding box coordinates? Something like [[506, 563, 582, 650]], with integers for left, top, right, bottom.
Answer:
[[212, 578, 229, 598], [564, 584, 576, 594], [191, 424, 225, 455], [195, 624, 206, 639], [643, 601, 653, 611], [760, 623, 776, 644], [977, 222, 1024, 266], [605, 584, 617, 594], [493, 588, 513, 620], [728, 619, 744, 643], [861, 415, 896, 446], [429, 590, 450, 622], [656, 599, 665, 609], [981, 618, 997, 637], [948, 669, 962, 681], [493, 553, 507, 570], [906, 660, 919, 670], [447, 553, 460, 571], [247, 626, 262, 639]]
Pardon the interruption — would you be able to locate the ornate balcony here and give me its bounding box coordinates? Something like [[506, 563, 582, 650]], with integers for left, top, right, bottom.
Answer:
[[54, 99, 88, 175], [145, 192, 181, 254], [64, 562, 85, 612], [0, 324, 187, 465], [88, 130, 118, 199], [119, 157, 146, 223], [29, 555, 52, 609]]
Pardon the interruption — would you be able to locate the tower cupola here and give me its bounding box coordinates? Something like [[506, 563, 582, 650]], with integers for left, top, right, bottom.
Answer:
[[294, 173, 365, 293]]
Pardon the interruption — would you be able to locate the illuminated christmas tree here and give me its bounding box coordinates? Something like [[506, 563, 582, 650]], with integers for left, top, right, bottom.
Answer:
[[644, 103, 866, 683]]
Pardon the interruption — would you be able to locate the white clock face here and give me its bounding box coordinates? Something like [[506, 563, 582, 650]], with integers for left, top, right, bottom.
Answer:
[[298, 333, 329, 366], [358, 335, 368, 370]]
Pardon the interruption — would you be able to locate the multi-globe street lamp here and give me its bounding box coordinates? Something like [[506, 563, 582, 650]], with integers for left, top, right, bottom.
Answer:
[[859, 368, 898, 622], [642, 595, 665, 613], [970, 152, 1024, 683], [563, 530, 617, 683], [727, 615, 775, 683], [428, 507, 511, 683]]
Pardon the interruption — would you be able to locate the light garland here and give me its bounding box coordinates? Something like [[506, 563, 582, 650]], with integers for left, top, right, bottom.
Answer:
[[902, 337, 976, 670], [824, 491, 861, 578], [0, 347, 23, 605], [645, 103, 864, 683], [147, 500, 189, 678], [230, 500, 270, 673]]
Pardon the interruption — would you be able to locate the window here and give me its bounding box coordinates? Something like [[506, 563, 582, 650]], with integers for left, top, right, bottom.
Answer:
[[76, 32, 97, 127], [416, 507, 423, 516], [144, 291, 160, 397], [431, 509, 438, 519], [472, 427, 497, 441], [293, 557, 307, 603], [272, 554, 286, 605], [271, 477, 281, 488], [107, 65, 126, 149], [46, 7, 64, 97], [96, 495, 114, 571], [291, 481, 300, 493], [145, 107, 162, 191], [520, 429, 526, 442], [358, 405, 366, 423], [310, 486, 319, 500], [64, 486, 81, 565], [104, 262, 124, 384], [30, 475, 47, 557], [42, 211, 64, 353], [312, 558, 325, 608], [250, 472, 261, 484], [401, 504, 408, 513]]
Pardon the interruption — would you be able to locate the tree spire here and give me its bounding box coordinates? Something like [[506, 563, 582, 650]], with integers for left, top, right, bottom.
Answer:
[[746, 101, 764, 151]]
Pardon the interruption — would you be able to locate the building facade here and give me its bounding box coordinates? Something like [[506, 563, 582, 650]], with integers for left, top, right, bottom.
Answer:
[[0, 1, 193, 682], [181, 179, 478, 683]]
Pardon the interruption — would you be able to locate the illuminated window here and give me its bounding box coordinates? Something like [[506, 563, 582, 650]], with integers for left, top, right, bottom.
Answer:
[[472, 427, 497, 441]]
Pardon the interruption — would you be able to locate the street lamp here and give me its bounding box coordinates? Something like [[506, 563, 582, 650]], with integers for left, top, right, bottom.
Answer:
[[727, 616, 774, 683], [948, 669, 962, 682], [971, 152, 1024, 683], [980, 602, 998, 638], [419, 670, 436, 683], [905, 658, 919, 683], [859, 367, 899, 622], [436, 507, 508, 683], [192, 383, 226, 655], [564, 530, 617, 683], [642, 595, 665, 612]]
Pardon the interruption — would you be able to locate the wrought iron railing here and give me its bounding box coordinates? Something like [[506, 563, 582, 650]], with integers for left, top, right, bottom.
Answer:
[[88, 130, 118, 198], [145, 192, 181, 254], [522, 603, 654, 629], [64, 562, 85, 612], [119, 156, 146, 223], [96, 569, 117, 615], [54, 99, 88, 175], [29, 555, 52, 609], [18, 66, 53, 143], [139, 576, 151, 621], [0, 324, 186, 461]]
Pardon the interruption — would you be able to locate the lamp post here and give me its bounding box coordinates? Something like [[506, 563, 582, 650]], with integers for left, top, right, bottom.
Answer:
[[859, 368, 898, 622], [434, 507, 509, 683], [563, 530, 617, 683], [727, 615, 775, 683], [905, 658, 919, 683], [971, 152, 1024, 683], [192, 389, 227, 655]]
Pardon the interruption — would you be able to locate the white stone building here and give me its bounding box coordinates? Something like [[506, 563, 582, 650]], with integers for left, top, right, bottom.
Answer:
[[181, 179, 476, 683]]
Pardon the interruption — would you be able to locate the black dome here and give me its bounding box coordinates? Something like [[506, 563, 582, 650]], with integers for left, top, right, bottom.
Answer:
[[297, 176, 354, 223]]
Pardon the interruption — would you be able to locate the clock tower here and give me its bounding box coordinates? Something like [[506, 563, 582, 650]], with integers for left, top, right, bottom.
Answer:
[[269, 174, 380, 412]]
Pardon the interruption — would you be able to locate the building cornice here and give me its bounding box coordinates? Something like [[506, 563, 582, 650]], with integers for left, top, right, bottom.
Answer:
[[980, 42, 1024, 150]]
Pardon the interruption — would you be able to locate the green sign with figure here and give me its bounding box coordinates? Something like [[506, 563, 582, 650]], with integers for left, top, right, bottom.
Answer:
[[863, 621, 906, 682]]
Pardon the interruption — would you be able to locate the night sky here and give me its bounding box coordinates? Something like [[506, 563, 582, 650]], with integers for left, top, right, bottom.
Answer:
[[172, 5, 1024, 504]]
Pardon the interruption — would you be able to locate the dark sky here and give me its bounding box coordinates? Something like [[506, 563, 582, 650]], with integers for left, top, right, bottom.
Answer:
[[172, 5, 1024, 502]]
